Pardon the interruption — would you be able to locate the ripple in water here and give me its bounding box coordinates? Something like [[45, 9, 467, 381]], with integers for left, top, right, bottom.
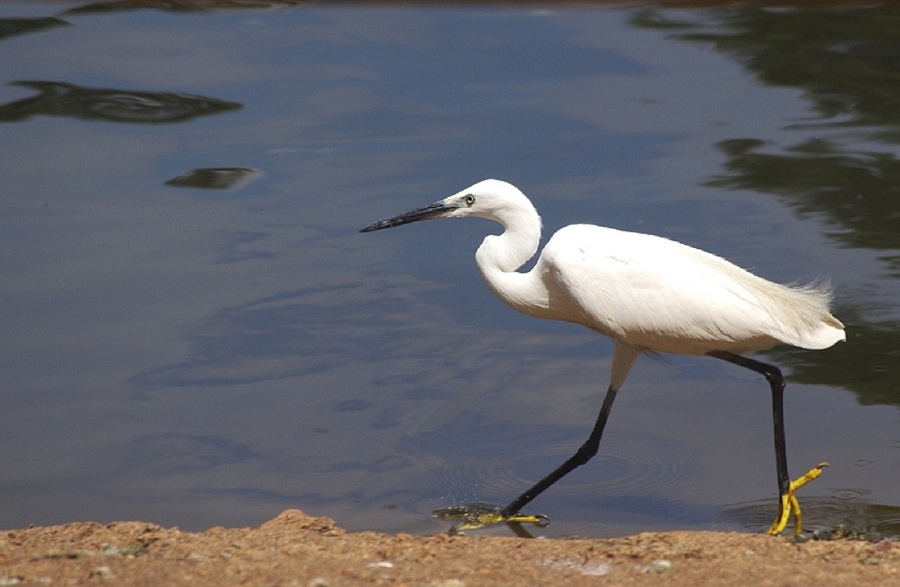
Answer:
[[427, 441, 690, 508], [727, 488, 900, 537]]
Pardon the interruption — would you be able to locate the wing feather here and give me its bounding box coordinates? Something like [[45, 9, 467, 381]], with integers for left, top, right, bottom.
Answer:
[[538, 225, 838, 354]]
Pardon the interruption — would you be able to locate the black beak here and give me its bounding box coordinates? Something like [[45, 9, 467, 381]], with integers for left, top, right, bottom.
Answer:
[[360, 201, 456, 233]]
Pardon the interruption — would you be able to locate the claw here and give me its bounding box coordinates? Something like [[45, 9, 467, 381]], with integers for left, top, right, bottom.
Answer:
[[507, 512, 550, 527], [768, 462, 829, 536], [433, 502, 548, 531]]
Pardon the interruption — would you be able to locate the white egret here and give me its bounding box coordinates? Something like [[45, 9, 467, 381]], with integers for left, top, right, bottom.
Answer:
[[360, 179, 845, 535]]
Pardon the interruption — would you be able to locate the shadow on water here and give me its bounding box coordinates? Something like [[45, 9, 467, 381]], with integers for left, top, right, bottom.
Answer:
[[62, 0, 312, 15], [0, 81, 241, 124], [166, 167, 262, 190], [636, 6, 900, 408], [0, 17, 69, 40]]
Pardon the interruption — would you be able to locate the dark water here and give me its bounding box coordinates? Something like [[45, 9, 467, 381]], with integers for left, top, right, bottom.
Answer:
[[1, 2, 898, 538]]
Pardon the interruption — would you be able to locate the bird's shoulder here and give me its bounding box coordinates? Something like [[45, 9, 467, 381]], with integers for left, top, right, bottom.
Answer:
[[538, 223, 756, 301], [535, 224, 780, 349], [541, 224, 715, 271]]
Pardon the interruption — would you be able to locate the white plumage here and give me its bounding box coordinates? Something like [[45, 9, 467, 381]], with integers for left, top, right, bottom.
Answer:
[[361, 178, 845, 534], [458, 179, 843, 353]]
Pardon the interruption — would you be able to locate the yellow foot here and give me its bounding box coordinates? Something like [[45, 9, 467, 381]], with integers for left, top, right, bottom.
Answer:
[[768, 462, 829, 536], [433, 502, 548, 531]]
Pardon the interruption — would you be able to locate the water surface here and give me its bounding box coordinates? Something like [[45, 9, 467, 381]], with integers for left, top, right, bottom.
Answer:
[[1, 2, 898, 538]]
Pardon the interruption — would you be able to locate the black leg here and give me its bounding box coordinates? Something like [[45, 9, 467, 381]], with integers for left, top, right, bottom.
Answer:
[[707, 351, 790, 503], [489, 348, 820, 534], [500, 384, 619, 518]]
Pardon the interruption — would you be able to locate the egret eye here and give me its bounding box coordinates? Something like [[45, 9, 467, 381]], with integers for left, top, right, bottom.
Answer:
[[464, 194, 476, 206]]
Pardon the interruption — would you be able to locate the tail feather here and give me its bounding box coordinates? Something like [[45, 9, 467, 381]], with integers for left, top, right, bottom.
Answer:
[[767, 279, 845, 350]]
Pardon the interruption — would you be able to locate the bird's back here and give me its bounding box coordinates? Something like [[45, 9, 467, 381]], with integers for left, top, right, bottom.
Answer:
[[533, 224, 845, 355]]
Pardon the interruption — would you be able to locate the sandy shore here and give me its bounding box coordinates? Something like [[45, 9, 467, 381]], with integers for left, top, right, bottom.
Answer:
[[1, 509, 897, 586]]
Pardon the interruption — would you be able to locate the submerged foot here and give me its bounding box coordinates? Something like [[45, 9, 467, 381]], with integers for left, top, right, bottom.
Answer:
[[768, 462, 829, 536], [433, 502, 548, 531]]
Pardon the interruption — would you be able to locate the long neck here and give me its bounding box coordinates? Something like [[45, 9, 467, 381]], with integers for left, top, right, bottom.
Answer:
[[474, 209, 550, 317]]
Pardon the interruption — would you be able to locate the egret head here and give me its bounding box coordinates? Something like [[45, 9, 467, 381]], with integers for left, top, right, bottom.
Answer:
[[360, 179, 537, 232]]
